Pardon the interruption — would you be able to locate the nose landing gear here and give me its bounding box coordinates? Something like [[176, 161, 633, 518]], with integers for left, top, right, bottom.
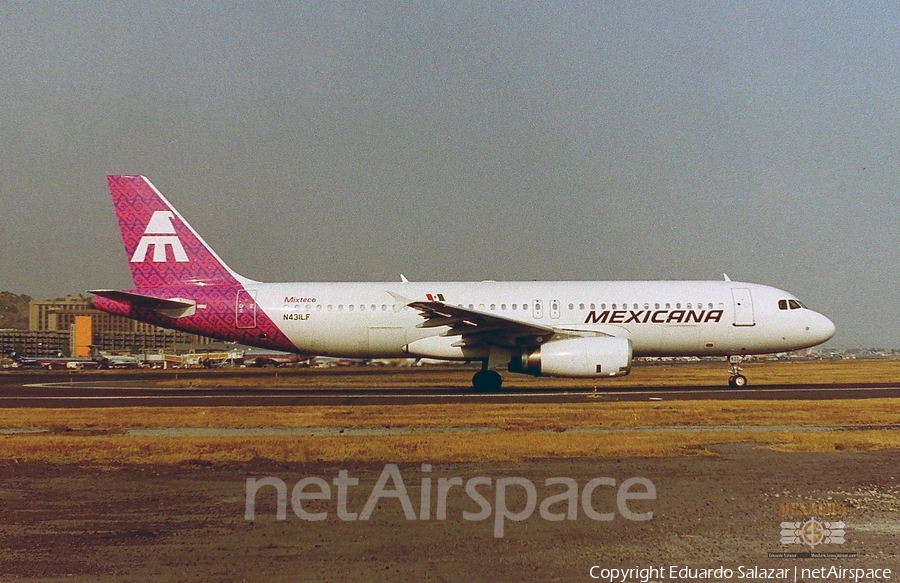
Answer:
[[728, 355, 747, 388]]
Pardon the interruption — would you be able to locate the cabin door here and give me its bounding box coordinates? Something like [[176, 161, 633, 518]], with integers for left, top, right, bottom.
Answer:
[[731, 288, 755, 327]]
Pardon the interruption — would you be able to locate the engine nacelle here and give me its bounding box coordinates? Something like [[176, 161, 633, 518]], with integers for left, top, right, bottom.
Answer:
[[510, 336, 632, 378], [403, 335, 490, 361]]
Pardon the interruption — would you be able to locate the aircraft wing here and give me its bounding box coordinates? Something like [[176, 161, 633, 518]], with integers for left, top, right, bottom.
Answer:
[[404, 298, 577, 349]]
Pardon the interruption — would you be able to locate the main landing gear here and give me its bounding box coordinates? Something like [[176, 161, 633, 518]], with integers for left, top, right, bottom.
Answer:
[[472, 369, 503, 391], [727, 355, 747, 388]]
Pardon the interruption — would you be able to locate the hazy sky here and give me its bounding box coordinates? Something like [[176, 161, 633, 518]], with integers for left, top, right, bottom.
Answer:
[[1, 2, 897, 348]]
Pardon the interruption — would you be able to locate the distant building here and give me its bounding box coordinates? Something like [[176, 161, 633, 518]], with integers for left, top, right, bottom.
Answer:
[[0, 329, 70, 358], [29, 296, 91, 332], [14, 296, 216, 355]]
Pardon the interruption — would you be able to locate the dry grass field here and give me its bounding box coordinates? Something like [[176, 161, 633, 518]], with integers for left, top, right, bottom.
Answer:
[[1, 359, 898, 465]]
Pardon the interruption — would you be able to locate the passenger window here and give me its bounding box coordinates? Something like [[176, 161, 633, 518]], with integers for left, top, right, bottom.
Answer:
[[568, 303, 574, 310], [579, 303, 585, 310], [591, 303, 596, 310], [512, 304, 517, 310]]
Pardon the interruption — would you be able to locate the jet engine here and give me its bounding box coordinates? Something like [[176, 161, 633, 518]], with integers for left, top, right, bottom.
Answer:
[[509, 336, 632, 378]]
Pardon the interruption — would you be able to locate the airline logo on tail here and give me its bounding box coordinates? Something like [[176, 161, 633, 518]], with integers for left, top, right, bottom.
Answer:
[[108, 175, 242, 287], [130, 211, 188, 263]]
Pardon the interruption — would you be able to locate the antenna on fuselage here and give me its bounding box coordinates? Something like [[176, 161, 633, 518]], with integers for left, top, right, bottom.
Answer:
[[723, 273, 731, 281]]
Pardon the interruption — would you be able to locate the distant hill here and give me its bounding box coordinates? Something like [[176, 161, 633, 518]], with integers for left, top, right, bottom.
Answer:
[[0, 292, 31, 329]]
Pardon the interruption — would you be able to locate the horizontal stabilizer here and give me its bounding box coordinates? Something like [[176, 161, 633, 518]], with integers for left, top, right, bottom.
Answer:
[[90, 289, 196, 312]]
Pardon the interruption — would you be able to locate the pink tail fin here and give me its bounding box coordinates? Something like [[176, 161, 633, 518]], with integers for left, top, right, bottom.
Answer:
[[107, 175, 245, 288]]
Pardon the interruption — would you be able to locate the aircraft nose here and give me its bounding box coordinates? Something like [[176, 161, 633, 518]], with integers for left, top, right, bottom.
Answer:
[[807, 312, 836, 344]]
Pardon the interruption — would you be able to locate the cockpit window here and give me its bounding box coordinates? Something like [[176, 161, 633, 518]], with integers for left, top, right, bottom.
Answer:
[[789, 299, 804, 310], [778, 299, 788, 310], [779, 299, 805, 310]]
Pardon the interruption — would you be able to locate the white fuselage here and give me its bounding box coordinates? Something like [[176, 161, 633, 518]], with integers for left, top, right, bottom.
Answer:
[[249, 280, 835, 359]]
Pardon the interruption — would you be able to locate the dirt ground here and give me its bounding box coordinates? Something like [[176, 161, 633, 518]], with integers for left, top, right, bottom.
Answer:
[[1, 446, 898, 582]]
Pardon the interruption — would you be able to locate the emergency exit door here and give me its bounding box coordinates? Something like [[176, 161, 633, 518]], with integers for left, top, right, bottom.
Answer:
[[550, 299, 561, 319]]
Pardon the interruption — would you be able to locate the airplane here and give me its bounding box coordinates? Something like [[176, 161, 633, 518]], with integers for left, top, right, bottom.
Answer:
[[240, 348, 309, 367], [3, 349, 100, 370], [90, 175, 835, 390], [2, 350, 41, 368], [89, 346, 140, 369]]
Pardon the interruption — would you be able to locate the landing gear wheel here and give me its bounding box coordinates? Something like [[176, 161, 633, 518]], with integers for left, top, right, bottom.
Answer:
[[728, 374, 748, 388], [472, 370, 503, 391], [727, 355, 746, 389]]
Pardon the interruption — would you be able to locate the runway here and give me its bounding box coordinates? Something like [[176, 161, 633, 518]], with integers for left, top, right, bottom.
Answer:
[[1, 370, 899, 407]]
